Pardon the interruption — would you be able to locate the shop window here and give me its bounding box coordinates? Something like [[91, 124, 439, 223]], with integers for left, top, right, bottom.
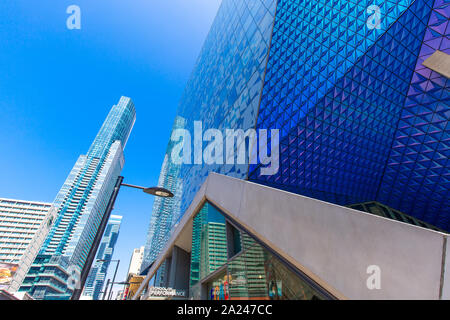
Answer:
[[190, 202, 228, 287], [191, 201, 329, 300], [206, 270, 230, 300], [226, 222, 242, 259]]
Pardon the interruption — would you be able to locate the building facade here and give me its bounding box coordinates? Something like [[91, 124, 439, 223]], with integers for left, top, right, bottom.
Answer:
[[20, 97, 136, 300], [124, 275, 145, 300], [81, 215, 122, 300], [144, 0, 449, 279], [127, 246, 145, 277], [249, 0, 449, 228], [188, 200, 324, 300], [141, 0, 449, 300], [142, 117, 184, 272], [0, 198, 57, 292], [136, 173, 450, 300]]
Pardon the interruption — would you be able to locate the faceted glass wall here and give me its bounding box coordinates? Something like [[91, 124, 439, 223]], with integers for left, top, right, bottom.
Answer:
[[378, 0, 450, 228], [249, 0, 449, 229], [250, 0, 433, 204], [176, 0, 278, 215]]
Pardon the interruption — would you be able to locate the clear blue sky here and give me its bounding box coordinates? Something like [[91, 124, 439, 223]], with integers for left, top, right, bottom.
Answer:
[[0, 0, 222, 296]]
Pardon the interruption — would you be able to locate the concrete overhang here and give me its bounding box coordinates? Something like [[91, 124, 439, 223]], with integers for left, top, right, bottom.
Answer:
[[134, 173, 450, 300]]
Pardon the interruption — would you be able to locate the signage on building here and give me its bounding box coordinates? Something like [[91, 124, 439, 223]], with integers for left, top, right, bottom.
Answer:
[[0, 263, 18, 290], [148, 286, 186, 298]]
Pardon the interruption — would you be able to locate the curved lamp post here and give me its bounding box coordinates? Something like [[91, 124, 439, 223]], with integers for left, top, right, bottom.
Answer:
[[97, 259, 120, 300], [71, 176, 173, 300], [121, 183, 174, 198]]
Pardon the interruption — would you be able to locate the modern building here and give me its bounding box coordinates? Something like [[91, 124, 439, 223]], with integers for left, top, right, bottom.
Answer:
[[115, 246, 146, 300], [135, 173, 450, 300], [140, 0, 449, 300], [250, 0, 449, 228], [20, 96, 136, 300], [127, 246, 144, 278], [142, 117, 184, 274], [0, 198, 57, 292], [81, 215, 122, 300], [124, 275, 145, 300]]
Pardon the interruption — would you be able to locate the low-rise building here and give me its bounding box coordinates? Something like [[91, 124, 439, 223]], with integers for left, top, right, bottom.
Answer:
[[0, 198, 56, 292]]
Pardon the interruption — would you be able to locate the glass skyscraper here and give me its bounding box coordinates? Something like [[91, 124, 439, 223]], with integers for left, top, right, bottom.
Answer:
[[20, 97, 136, 300], [145, 0, 449, 275], [142, 116, 184, 272], [81, 215, 122, 300]]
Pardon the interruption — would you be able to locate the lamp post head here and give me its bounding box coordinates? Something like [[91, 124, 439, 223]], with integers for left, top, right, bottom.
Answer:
[[97, 259, 119, 263], [143, 187, 174, 198]]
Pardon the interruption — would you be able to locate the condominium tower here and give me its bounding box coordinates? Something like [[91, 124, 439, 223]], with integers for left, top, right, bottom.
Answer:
[[20, 96, 136, 300], [142, 116, 184, 272]]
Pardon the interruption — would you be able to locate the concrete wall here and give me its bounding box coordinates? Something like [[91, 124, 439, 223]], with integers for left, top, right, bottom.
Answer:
[[168, 246, 190, 293], [135, 173, 450, 300]]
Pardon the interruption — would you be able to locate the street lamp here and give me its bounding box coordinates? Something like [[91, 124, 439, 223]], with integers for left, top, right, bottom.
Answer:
[[71, 176, 173, 300], [121, 183, 174, 198], [99, 279, 110, 300], [97, 259, 120, 300]]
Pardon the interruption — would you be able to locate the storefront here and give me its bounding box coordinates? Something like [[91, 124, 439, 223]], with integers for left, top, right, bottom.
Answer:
[[188, 202, 327, 300], [147, 201, 328, 300]]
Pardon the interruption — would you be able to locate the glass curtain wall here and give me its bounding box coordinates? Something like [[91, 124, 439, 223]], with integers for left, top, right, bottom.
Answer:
[[188, 202, 328, 300]]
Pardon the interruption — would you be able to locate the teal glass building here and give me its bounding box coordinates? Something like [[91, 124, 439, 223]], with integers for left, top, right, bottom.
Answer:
[[142, 117, 184, 273], [20, 97, 135, 300], [145, 0, 449, 283]]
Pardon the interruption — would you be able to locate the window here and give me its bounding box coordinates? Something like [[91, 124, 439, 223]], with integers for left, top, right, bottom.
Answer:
[[189, 201, 329, 300], [226, 222, 242, 259]]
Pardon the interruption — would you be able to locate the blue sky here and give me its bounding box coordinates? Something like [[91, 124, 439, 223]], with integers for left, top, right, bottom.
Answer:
[[0, 0, 221, 296]]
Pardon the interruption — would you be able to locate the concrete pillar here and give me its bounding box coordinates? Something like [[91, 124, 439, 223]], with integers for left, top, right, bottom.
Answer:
[[168, 246, 191, 294]]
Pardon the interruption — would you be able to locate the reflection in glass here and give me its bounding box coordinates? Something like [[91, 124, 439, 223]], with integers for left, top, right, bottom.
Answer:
[[190, 201, 327, 300], [190, 202, 228, 286]]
